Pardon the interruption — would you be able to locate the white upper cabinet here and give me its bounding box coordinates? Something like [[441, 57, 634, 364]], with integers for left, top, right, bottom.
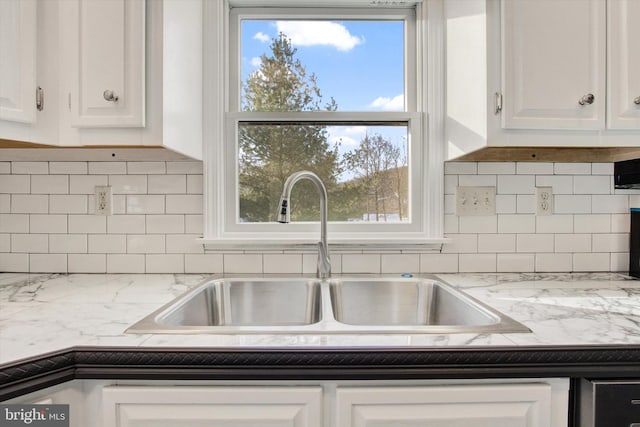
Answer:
[[0, 0, 37, 124], [64, 0, 145, 128], [501, 0, 606, 130], [607, 0, 640, 129]]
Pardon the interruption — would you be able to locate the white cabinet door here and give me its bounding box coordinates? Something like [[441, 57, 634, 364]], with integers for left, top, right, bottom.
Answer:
[[102, 386, 323, 427], [607, 0, 640, 129], [501, 0, 605, 130], [336, 384, 553, 427], [0, 0, 37, 124], [65, 0, 145, 128]]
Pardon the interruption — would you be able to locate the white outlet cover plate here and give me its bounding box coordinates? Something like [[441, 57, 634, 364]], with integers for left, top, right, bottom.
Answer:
[[456, 186, 496, 216]]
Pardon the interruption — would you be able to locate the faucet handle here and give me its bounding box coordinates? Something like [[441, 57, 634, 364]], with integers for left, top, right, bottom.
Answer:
[[317, 241, 331, 279]]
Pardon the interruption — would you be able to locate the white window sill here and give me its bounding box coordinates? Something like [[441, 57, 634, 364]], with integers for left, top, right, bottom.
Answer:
[[200, 237, 449, 253]]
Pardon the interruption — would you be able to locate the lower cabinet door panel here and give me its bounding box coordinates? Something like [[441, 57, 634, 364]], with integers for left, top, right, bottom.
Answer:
[[102, 386, 323, 427], [336, 384, 552, 427]]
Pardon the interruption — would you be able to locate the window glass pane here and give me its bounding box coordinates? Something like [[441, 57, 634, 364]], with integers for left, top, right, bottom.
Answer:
[[241, 19, 405, 112], [238, 122, 409, 223]]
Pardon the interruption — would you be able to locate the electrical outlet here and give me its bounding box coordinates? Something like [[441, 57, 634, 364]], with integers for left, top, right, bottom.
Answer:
[[536, 186, 553, 216], [95, 185, 113, 215], [456, 186, 496, 216]]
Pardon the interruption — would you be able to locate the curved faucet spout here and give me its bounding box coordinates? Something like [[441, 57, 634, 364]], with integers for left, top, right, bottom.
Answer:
[[277, 171, 331, 279]]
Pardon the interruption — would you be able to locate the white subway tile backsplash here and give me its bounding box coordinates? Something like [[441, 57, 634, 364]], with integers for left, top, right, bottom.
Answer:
[[459, 174, 496, 187], [147, 215, 185, 234], [107, 215, 145, 234], [592, 234, 628, 253], [497, 175, 535, 195], [0, 175, 30, 193], [516, 162, 553, 175], [68, 215, 106, 234], [185, 215, 204, 234], [146, 254, 184, 273], [106, 254, 146, 273], [459, 254, 496, 272], [263, 254, 303, 274], [0, 194, 9, 213], [592, 195, 629, 214], [185, 254, 223, 273], [50, 162, 87, 175], [516, 195, 536, 214], [555, 163, 591, 175], [11, 195, 48, 213], [610, 253, 629, 272], [574, 176, 611, 195], [444, 175, 458, 194], [127, 235, 165, 253], [89, 162, 126, 175], [459, 216, 497, 233], [420, 253, 459, 273], [127, 162, 166, 174], [69, 175, 108, 194], [498, 214, 535, 234], [444, 162, 477, 175], [442, 234, 477, 253], [224, 253, 262, 274], [573, 253, 610, 272], [554, 195, 591, 214], [0, 253, 29, 272], [109, 175, 147, 194], [444, 214, 459, 233], [574, 214, 610, 234], [342, 254, 381, 274], [478, 234, 516, 253], [478, 162, 515, 175], [50, 195, 87, 214], [30, 254, 67, 273], [591, 163, 614, 175], [49, 235, 87, 253], [0, 162, 11, 174], [611, 214, 631, 233], [555, 234, 591, 253], [0, 214, 29, 233], [166, 161, 203, 174], [536, 215, 573, 234], [535, 175, 573, 194], [12, 162, 48, 174], [497, 254, 535, 272], [88, 234, 126, 253], [31, 175, 68, 194], [166, 234, 203, 254], [166, 195, 203, 214], [381, 254, 420, 274], [517, 234, 554, 253], [535, 253, 572, 272], [68, 254, 106, 273], [11, 234, 48, 253], [148, 175, 186, 194], [495, 195, 517, 214], [0, 234, 8, 252], [444, 194, 456, 215], [126, 195, 165, 214], [187, 175, 203, 194], [30, 215, 67, 234]]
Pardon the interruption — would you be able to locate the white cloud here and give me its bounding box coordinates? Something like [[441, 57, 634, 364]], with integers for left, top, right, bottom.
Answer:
[[327, 126, 367, 148], [369, 94, 404, 111], [275, 21, 364, 52], [250, 57, 262, 67], [253, 32, 270, 43]]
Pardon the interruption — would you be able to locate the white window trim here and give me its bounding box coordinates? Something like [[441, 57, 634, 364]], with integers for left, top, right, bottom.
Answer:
[[202, 0, 446, 250]]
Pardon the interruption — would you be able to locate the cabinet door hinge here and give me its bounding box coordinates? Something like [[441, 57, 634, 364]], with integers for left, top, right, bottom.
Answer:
[[36, 86, 44, 111], [494, 92, 503, 115]]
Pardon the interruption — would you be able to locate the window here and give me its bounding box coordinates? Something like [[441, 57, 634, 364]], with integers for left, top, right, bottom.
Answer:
[[204, 1, 445, 247]]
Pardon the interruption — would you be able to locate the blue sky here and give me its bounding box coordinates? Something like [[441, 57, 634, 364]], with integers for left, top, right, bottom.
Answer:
[[241, 19, 408, 181]]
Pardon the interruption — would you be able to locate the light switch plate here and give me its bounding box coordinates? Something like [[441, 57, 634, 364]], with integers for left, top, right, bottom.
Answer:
[[456, 186, 496, 216]]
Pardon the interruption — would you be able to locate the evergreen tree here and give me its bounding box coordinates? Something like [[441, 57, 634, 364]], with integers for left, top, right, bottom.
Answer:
[[239, 33, 341, 222]]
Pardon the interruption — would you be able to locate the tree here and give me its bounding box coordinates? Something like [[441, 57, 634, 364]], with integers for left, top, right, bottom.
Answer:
[[343, 133, 407, 221], [239, 33, 341, 222]]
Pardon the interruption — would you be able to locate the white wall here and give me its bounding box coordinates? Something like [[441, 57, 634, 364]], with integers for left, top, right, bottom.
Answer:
[[0, 159, 638, 274]]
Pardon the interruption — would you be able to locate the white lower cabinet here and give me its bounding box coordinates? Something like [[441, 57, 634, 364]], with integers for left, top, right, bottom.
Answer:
[[102, 386, 323, 427], [336, 383, 560, 427]]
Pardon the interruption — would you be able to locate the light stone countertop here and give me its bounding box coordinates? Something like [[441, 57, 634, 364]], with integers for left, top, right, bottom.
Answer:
[[1, 272, 639, 366]]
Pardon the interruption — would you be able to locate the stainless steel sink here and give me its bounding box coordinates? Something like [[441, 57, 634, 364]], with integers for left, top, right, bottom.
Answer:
[[126, 276, 530, 334]]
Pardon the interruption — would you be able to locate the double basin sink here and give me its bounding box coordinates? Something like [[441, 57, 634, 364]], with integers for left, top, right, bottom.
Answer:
[[127, 276, 530, 334]]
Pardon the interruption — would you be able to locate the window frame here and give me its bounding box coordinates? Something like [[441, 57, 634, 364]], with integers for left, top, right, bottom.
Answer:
[[203, 0, 446, 248]]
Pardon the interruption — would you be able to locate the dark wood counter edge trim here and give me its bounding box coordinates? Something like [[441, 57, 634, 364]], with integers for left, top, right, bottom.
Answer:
[[2, 345, 640, 401]]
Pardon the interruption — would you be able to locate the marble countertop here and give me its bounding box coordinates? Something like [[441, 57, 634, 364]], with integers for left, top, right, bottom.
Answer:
[[1, 272, 639, 366]]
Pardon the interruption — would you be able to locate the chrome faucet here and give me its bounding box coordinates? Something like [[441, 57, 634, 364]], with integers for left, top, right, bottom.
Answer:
[[277, 171, 331, 279]]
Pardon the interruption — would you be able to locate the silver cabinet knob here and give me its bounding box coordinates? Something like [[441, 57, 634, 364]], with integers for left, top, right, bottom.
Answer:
[[103, 90, 119, 102], [578, 93, 595, 106], [634, 96, 640, 105]]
